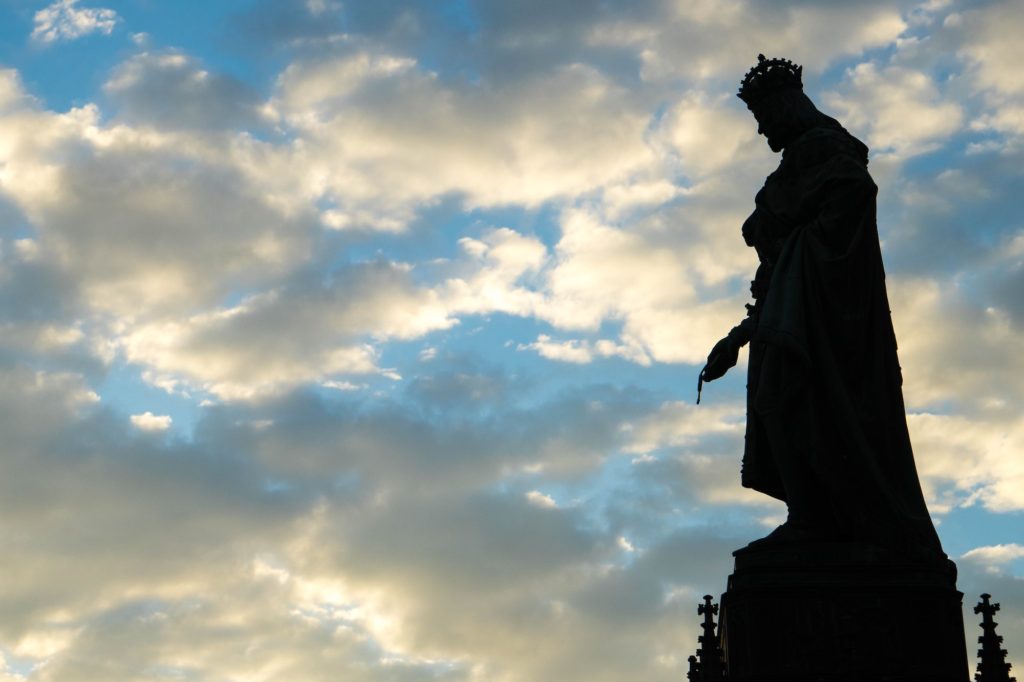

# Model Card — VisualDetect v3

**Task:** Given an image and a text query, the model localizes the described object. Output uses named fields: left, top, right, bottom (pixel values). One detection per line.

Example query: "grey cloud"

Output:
left=0, top=257, right=75, bottom=324
left=104, top=52, right=264, bottom=132
left=34, top=588, right=471, bottom=682
left=5, top=3, right=1022, bottom=679
left=0, top=358, right=745, bottom=680
left=0, top=367, right=304, bottom=639
left=195, top=370, right=654, bottom=490
left=228, top=0, right=345, bottom=47
left=32, top=141, right=314, bottom=315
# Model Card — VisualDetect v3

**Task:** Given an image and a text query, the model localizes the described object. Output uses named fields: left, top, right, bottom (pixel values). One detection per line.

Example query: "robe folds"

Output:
left=740, top=125, right=943, bottom=557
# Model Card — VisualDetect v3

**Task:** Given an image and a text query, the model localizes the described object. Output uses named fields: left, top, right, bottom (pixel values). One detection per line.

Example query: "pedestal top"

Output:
left=729, top=540, right=958, bottom=591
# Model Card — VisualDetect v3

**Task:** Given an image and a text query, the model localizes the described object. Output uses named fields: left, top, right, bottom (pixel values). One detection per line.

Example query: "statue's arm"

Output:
left=701, top=246, right=772, bottom=384
left=701, top=303, right=755, bottom=383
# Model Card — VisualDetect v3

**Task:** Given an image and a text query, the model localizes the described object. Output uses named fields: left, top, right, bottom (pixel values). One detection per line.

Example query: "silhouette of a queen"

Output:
left=701, top=55, right=943, bottom=559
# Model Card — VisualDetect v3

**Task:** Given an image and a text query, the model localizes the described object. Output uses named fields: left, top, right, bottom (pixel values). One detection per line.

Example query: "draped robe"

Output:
left=737, top=125, right=943, bottom=556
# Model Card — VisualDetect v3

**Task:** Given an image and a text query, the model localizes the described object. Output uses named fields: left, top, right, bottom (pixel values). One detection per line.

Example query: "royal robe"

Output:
left=738, top=124, right=943, bottom=557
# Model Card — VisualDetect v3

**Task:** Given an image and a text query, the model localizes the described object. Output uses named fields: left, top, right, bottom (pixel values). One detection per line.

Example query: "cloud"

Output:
left=0, top=357, right=752, bottom=680
left=595, top=1, right=912, bottom=85
left=268, top=50, right=659, bottom=227
left=31, top=0, right=119, bottom=45
left=825, top=63, right=963, bottom=159
left=3, top=2, right=1024, bottom=678
left=104, top=52, right=264, bottom=131
left=526, top=490, right=558, bottom=508
left=954, top=0, right=1024, bottom=138
left=119, top=261, right=454, bottom=400
left=535, top=207, right=747, bottom=364
left=0, top=84, right=316, bottom=318
left=518, top=334, right=652, bottom=366
left=129, top=411, right=172, bottom=431
left=663, top=92, right=760, bottom=179
left=962, top=543, right=1024, bottom=568
left=908, top=411, right=1024, bottom=514
left=891, top=276, right=1024, bottom=415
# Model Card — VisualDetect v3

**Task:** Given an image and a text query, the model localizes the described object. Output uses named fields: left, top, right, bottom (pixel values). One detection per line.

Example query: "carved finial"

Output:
left=692, top=595, right=726, bottom=680
left=737, top=54, right=803, bottom=108
left=975, top=594, right=1016, bottom=682
left=687, top=654, right=701, bottom=681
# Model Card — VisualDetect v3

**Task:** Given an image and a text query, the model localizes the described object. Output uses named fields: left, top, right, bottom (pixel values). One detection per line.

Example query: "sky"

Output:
left=0, top=0, right=1021, bottom=679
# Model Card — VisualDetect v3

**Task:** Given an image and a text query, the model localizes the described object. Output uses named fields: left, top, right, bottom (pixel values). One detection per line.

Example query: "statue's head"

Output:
left=738, top=55, right=821, bottom=152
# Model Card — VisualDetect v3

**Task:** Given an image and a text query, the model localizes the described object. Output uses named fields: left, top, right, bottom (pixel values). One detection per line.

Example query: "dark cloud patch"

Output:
left=104, top=52, right=264, bottom=132
left=0, top=251, right=76, bottom=323
left=226, top=0, right=346, bottom=48
left=194, top=369, right=655, bottom=490
left=990, top=260, right=1024, bottom=328
left=405, top=355, right=520, bottom=415
left=0, top=365, right=305, bottom=638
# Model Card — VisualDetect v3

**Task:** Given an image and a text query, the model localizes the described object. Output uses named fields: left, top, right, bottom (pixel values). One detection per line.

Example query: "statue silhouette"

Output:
left=699, top=55, right=972, bottom=682
left=699, top=55, right=943, bottom=559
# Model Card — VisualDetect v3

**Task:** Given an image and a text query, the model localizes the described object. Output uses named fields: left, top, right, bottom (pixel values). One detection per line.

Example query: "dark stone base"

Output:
left=720, top=542, right=969, bottom=682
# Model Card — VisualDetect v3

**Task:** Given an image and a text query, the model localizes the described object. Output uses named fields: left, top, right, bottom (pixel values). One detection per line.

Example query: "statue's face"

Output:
left=751, top=96, right=789, bottom=153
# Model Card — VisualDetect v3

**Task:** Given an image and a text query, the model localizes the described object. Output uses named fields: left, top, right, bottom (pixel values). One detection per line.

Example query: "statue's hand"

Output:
left=700, top=336, right=740, bottom=383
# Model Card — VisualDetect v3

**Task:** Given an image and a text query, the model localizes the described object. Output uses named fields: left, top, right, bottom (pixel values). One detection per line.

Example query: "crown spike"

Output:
left=738, top=54, right=803, bottom=108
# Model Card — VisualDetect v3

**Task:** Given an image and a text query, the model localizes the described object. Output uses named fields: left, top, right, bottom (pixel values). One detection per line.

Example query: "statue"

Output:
left=699, top=55, right=943, bottom=560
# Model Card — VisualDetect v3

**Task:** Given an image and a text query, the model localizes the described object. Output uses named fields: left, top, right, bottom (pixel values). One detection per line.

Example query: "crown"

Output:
left=737, top=54, right=803, bottom=107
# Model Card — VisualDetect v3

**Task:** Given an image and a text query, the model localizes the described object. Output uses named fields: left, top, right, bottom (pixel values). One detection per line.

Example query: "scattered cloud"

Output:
left=825, top=63, right=963, bottom=159
left=31, top=0, right=119, bottom=45
left=1, top=1, right=1023, bottom=678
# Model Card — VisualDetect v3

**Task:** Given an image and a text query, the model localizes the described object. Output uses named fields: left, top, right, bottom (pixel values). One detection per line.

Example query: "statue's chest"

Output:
left=758, top=162, right=813, bottom=225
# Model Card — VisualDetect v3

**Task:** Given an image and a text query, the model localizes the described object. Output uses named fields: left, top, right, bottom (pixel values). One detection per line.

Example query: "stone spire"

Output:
left=975, top=593, right=1016, bottom=682
left=689, top=594, right=726, bottom=680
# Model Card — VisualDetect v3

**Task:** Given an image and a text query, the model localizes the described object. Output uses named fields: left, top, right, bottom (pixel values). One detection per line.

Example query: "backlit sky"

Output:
left=0, top=0, right=1021, bottom=679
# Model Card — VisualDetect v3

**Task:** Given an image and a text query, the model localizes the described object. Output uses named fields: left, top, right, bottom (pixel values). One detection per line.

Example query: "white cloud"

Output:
left=536, top=208, right=746, bottom=364
left=621, top=400, right=742, bottom=455
left=663, top=92, right=759, bottom=178
left=0, top=87, right=314, bottom=317
left=956, top=0, right=1024, bottom=97
left=962, top=544, right=1024, bottom=567
left=825, top=63, right=963, bottom=158
left=526, top=490, right=558, bottom=508
left=269, top=52, right=658, bottom=228
left=129, top=411, right=172, bottom=431
left=519, top=335, right=594, bottom=364
left=321, top=379, right=365, bottom=391
left=955, top=0, right=1024, bottom=137
left=518, top=334, right=652, bottom=366
left=908, top=411, right=1024, bottom=514
left=892, top=277, right=1024, bottom=414
left=611, top=2, right=909, bottom=84
left=31, top=0, right=118, bottom=45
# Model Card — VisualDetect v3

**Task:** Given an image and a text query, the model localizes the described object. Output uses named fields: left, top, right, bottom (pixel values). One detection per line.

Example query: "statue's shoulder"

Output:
left=785, top=126, right=870, bottom=171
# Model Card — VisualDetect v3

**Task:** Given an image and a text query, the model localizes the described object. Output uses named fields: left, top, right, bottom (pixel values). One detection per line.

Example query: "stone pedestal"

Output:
left=719, top=542, right=969, bottom=682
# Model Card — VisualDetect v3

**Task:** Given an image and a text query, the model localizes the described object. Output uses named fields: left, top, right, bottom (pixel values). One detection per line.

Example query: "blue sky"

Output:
left=0, top=0, right=1022, bottom=679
